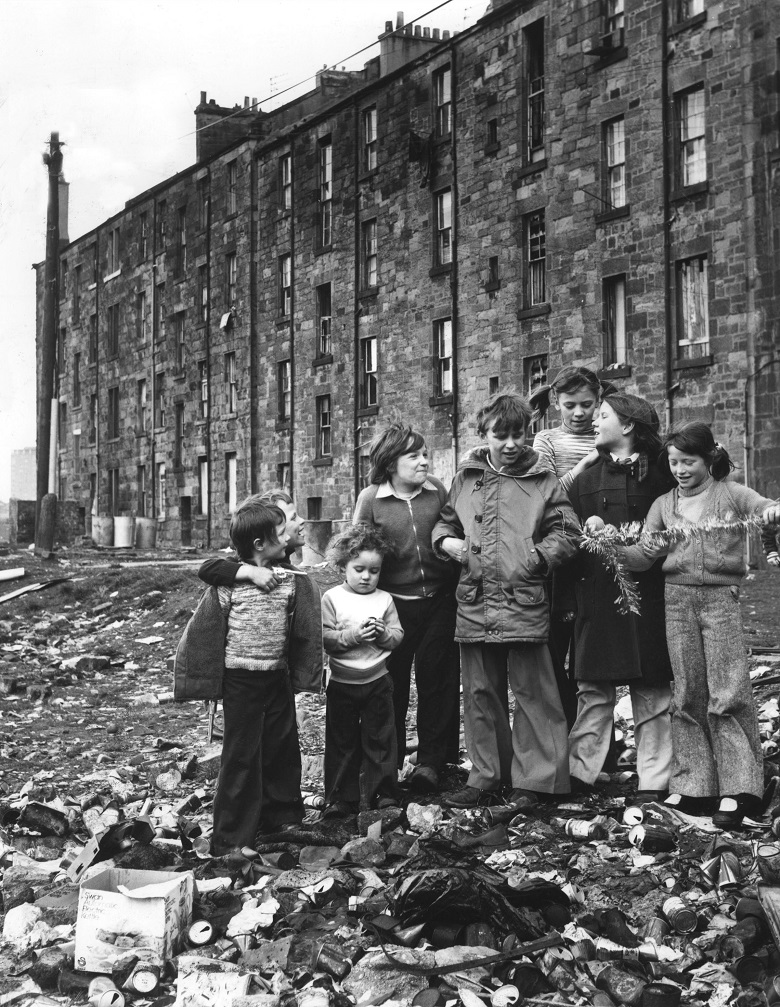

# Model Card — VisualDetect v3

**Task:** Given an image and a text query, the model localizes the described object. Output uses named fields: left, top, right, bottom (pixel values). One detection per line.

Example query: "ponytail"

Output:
left=662, top=422, right=735, bottom=481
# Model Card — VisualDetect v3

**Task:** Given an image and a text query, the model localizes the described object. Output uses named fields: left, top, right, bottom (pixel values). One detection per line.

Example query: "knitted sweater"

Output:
left=217, top=578, right=295, bottom=671
left=321, top=584, right=404, bottom=684
left=626, top=479, right=778, bottom=586
left=532, top=425, right=596, bottom=490
left=353, top=478, right=455, bottom=598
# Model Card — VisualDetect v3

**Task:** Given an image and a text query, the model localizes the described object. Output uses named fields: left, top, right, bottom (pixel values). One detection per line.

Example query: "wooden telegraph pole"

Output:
left=35, top=132, right=64, bottom=555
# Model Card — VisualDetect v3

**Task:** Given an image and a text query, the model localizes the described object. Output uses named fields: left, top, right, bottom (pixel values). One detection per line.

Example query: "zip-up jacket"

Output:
left=432, top=446, right=581, bottom=643
left=353, top=476, right=456, bottom=598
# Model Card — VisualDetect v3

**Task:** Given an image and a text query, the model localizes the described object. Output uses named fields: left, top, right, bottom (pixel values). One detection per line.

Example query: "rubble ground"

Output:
left=0, top=546, right=778, bottom=1007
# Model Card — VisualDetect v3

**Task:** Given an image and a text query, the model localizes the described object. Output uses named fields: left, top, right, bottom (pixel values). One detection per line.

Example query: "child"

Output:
left=211, top=498, right=317, bottom=855
left=566, top=393, right=675, bottom=802
left=532, top=365, right=612, bottom=725
left=628, top=422, right=780, bottom=828
left=321, top=525, right=404, bottom=816
left=433, top=390, right=581, bottom=808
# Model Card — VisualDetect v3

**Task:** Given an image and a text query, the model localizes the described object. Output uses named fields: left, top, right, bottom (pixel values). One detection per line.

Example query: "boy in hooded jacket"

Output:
left=433, top=391, right=581, bottom=808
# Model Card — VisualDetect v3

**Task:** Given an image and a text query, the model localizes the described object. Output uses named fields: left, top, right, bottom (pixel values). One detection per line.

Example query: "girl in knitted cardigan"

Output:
left=627, top=422, right=780, bottom=829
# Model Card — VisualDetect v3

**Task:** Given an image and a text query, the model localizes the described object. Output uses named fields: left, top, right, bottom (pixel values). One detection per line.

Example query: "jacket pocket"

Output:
left=513, top=583, right=546, bottom=607
left=456, top=576, right=482, bottom=605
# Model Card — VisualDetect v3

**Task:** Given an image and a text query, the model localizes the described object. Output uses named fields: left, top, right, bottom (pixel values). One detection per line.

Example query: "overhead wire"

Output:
left=185, top=0, right=460, bottom=139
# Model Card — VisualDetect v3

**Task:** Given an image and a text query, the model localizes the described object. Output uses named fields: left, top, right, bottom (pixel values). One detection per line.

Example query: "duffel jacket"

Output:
left=432, top=446, right=581, bottom=644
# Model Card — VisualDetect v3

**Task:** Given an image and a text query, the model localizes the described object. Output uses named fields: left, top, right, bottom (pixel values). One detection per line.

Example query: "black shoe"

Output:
left=506, top=787, right=539, bottom=807
left=442, top=785, right=500, bottom=809
left=321, top=800, right=359, bottom=819
left=407, top=764, right=440, bottom=793
left=570, top=775, right=595, bottom=795
left=635, top=790, right=668, bottom=803
left=711, top=794, right=763, bottom=830
left=664, top=793, right=718, bottom=816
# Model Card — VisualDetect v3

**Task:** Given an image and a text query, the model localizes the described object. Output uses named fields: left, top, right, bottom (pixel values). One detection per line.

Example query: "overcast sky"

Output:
left=0, top=0, right=481, bottom=500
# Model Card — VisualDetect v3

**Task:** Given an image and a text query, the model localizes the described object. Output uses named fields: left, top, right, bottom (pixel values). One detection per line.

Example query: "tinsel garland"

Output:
left=580, top=514, right=769, bottom=616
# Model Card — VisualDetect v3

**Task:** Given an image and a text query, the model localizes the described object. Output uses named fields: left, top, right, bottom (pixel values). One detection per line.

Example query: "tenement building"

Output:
left=37, top=0, right=780, bottom=548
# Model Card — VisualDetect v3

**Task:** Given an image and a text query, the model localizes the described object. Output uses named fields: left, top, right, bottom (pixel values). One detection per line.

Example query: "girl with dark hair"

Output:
left=353, top=423, right=460, bottom=794
left=567, top=393, right=675, bottom=802
left=533, top=365, right=607, bottom=726
left=627, top=421, right=780, bottom=828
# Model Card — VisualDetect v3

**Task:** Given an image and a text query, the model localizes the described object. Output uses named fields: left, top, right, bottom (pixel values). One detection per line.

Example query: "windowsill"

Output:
left=357, top=405, right=380, bottom=418
left=87, top=283, right=97, bottom=291
left=275, top=419, right=291, bottom=432
left=513, top=159, right=547, bottom=184
left=106, top=437, right=120, bottom=445
left=595, top=205, right=630, bottom=224
left=71, top=404, right=83, bottom=412
left=135, top=430, right=150, bottom=439
left=429, top=394, right=454, bottom=408
left=672, top=181, right=709, bottom=202
left=668, top=11, right=706, bottom=36
left=154, top=426, right=167, bottom=434
left=276, top=315, right=291, bottom=327
left=103, top=269, right=121, bottom=283
left=195, top=418, right=207, bottom=426
left=195, top=322, right=206, bottom=331
left=225, top=212, right=238, bottom=222
left=429, top=263, right=452, bottom=278
left=357, top=169, right=379, bottom=183
left=484, top=280, right=501, bottom=293
left=315, top=243, right=333, bottom=256
left=173, top=371, right=187, bottom=382
left=434, top=132, right=451, bottom=145
left=313, top=457, right=333, bottom=468
left=598, top=363, right=632, bottom=380
left=595, top=46, right=628, bottom=68
left=89, top=361, right=97, bottom=369
left=313, top=354, right=333, bottom=368
left=358, top=286, right=378, bottom=300
left=517, top=303, right=551, bottom=320
left=674, top=353, right=713, bottom=371
left=484, top=143, right=500, bottom=155
left=279, top=208, right=292, bottom=218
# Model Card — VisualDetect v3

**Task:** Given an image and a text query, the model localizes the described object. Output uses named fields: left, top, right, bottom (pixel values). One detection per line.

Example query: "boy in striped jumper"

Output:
left=211, top=498, right=304, bottom=855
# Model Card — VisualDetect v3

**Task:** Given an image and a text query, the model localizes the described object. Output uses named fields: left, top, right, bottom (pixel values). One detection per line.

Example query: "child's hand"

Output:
left=762, top=504, right=780, bottom=526
left=584, top=516, right=606, bottom=534
left=246, top=566, right=279, bottom=592
left=641, top=537, right=667, bottom=561
left=357, top=618, right=381, bottom=642
left=441, top=537, right=467, bottom=562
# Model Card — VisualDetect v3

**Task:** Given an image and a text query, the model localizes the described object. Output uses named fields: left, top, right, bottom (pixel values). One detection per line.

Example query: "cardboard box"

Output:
left=75, top=867, right=194, bottom=972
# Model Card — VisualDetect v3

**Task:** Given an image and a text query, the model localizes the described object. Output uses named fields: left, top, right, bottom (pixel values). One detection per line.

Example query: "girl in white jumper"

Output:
left=321, top=525, right=404, bottom=817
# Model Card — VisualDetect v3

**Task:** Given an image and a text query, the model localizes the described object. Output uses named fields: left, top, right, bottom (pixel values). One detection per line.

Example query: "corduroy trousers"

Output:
left=664, top=583, right=763, bottom=799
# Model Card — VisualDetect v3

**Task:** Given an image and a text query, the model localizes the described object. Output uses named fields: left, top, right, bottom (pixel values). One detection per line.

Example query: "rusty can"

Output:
left=641, top=916, right=671, bottom=942
left=125, top=962, right=160, bottom=995
left=729, top=956, right=766, bottom=985
left=662, top=896, right=698, bottom=934
left=641, top=981, right=682, bottom=1007
left=596, top=965, right=647, bottom=1007
left=555, top=817, right=607, bottom=840
left=629, top=824, right=677, bottom=853
left=758, top=844, right=780, bottom=883
left=88, top=977, right=125, bottom=1007
left=311, top=942, right=351, bottom=980
left=188, top=920, right=214, bottom=946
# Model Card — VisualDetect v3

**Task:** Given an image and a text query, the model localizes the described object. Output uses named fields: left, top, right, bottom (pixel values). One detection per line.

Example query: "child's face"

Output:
left=484, top=420, right=526, bottom=469
left=667, top=445, right=709, bottom=490
left=594, top=401, right=630, bottom=452
left=278, top=500, right=305, bottom=549
left=255, top=521, right=290, bottom=563
left=344, top=550, right=383, bottom=595
left=556, top=387, right=598, bottom=431
left=391, top=441, right=429, bottom=489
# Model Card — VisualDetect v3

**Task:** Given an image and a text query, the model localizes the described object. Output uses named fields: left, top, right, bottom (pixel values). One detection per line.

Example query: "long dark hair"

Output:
left=661, top=422, right=735, bottom=481
left=604, top=393, right=663, bottom=460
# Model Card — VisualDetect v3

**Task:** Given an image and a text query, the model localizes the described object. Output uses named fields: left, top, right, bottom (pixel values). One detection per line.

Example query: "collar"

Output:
left=610, top=452, right=639, bottom=463
left=376, top=479, right=437, bottom=500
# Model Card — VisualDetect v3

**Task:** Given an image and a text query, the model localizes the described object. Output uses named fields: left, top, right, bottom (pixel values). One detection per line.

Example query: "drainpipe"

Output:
left=660, top=0, right=675, bottom=429
left=204, top=168, right=213, bottom=540
left=450, top=43, right=460, bottom=466
left=289, top=135, right=296, bottom=491
left=353, top=103, right=362, bottom=504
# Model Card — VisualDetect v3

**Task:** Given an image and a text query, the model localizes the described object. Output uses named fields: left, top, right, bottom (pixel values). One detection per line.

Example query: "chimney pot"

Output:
left=414, top=24, right=421, bottom=35
left=396, top=11, right=404, bottom=28
left=423, top=26, right=430, bottom=38
left=443, top=29, right=450, bottom=40
left=385, top=19, right=393, bottom=31
left=433, top=28, right=440, bottom=40
left=200, top=90, right=207, bottom=104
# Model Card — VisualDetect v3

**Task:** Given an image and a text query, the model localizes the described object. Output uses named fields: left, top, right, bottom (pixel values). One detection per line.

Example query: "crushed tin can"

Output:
left=311, top=942, right=351, bottom=980
left=629, top=824, right=676, bottom=853
left=88, top=977, right=125, bottom=1007
left=641, top=981, right=682, bottom=1007
left=553, top=817, right=608, bottom=840
left=596, top=965, right=647, bottom=1006
left=641, top=917, right=671, bottom=942
left=662, top=896, right=698, bottom=934
left=123, top=962, right=160, bottom=995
